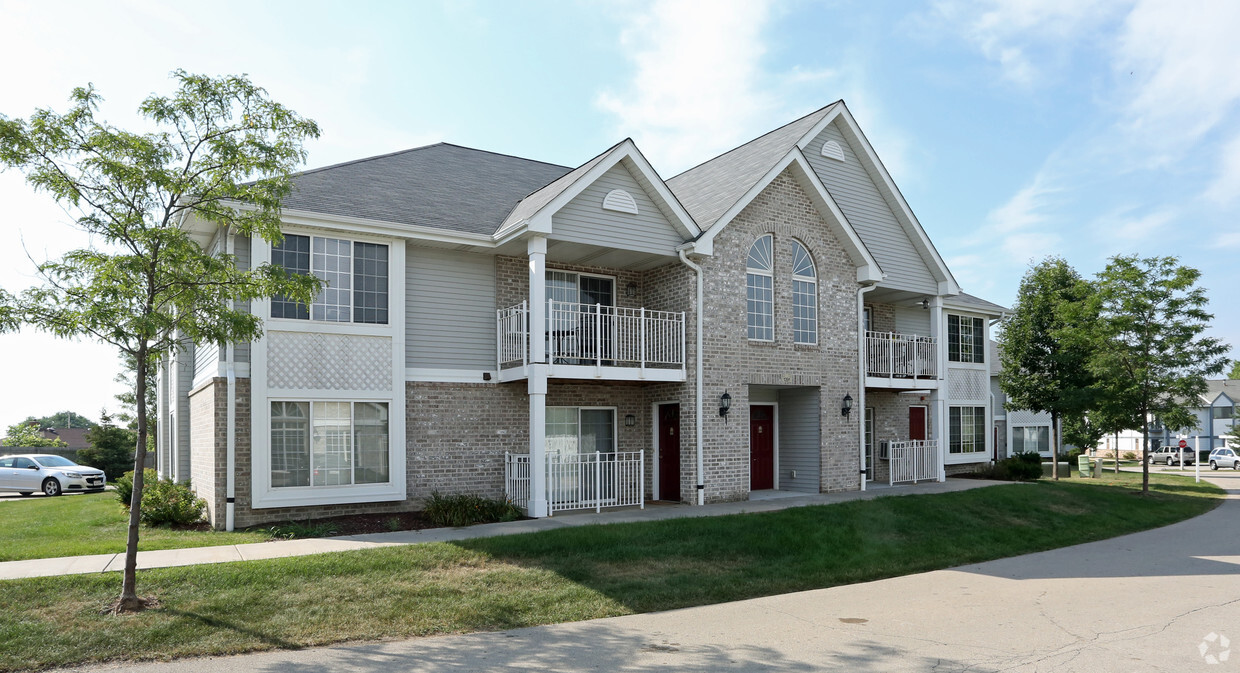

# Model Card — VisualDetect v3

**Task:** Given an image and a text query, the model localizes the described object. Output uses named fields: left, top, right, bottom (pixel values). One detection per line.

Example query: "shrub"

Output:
left=115, top=469, right=207, bottom=526
left=423, top=492, right=523, bottom=527
left=1123, top=451, right=1138, bottom=461
left=1066, top=448, right=1084, bottom=463
left=970, top=452, right=1043, bottom=482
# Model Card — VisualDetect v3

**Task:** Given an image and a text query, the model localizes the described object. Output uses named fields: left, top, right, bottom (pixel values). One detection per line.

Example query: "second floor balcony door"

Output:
left=547, top=271, right=614, bottom=365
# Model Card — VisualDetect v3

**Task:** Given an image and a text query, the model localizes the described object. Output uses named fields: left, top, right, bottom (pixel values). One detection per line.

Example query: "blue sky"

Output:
left=0, top=0, right=1237, bottom=426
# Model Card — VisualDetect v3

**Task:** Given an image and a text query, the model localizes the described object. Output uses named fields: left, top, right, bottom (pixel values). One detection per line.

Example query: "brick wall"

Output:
left=188, top=380, right=223, bottom=524
left=864, top=390, right=935, bottom=483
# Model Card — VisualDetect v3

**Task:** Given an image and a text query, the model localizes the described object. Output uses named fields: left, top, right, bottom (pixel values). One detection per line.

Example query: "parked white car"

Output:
left=0, top=454, right=106, bottom=496
left=1208, top=447, right=1240, bottom=471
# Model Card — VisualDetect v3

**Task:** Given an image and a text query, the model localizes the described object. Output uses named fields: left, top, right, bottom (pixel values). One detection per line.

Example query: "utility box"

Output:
left=1077, top=455, right=1094, bottom=478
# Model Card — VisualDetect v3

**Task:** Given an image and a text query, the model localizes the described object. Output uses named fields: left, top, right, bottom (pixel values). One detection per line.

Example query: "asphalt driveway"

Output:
left=52, top=471, right=1239, bottom=673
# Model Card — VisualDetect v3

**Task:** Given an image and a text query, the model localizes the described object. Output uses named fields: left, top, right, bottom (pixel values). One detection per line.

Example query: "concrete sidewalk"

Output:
left=0, top=478, right=1002, bottom=580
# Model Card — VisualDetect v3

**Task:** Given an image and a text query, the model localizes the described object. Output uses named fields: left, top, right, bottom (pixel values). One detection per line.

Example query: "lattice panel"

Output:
left=1009, top=409, right=1052, bottom=425
left=947, top=368, right=988, bottom=402
left=267, top=331, right=392, bottom=391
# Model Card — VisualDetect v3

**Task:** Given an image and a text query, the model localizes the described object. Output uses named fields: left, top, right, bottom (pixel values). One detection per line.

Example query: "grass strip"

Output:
left=0, top=473, right=1223, bottom=672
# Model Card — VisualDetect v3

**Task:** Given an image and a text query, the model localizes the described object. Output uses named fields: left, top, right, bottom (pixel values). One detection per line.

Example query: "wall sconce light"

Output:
left=719, top=391, right=732, bottom=422
left=841, top=393, right=853, bottom=418
left=920, top=298, right=930, bottom=310
left=625, top=282, right=639, bottom=298
left=624, top=414, right=636, bottom=427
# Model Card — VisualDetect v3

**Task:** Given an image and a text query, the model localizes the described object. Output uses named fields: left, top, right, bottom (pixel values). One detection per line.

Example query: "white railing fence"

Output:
left=865, top=331, right=937, bottom=379
left=505, top=450, right=645, bottom=515
left=888, top=439, right=940, bottom=485
left=498, top=301, right=685, bottom=371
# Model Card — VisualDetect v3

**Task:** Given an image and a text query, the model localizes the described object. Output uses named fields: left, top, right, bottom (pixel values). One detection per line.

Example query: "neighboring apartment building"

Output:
left=1099, top=379, right=1240, bottom=457
left=988, top=341, right=1055, bottom=460
left=157, top=101, right=1007, bottom=530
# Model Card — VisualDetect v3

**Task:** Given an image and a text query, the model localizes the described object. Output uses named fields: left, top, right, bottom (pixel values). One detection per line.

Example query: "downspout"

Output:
left=224, top=227, right=236, bottom=532
left=678, top=248, right=705, bottom=506
left=856, top=283, right=876, bottom=491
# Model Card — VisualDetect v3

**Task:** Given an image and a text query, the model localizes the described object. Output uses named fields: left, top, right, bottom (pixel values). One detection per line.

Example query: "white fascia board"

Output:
left=940, top=298, right=1006, bottom=319
left=527, top=139, right=701, bottom=242
left=690, top=150, right=883, bottom=283
left=804, top=104, right=961, bottom=296
left=225, top=200, right=495, bottom=249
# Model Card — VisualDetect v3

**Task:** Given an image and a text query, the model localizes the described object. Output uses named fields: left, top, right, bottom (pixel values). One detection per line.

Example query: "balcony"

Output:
left=865, top=331, right=939, bottom=388
left=497, top=301, right=686, bottom=382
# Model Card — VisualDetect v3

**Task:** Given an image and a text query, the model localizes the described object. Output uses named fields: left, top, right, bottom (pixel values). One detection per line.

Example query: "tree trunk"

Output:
left=1140, top=407, right=1150, bottom=495
left=115, top=344, right=150, bottom=613
left=1114, top=432, right=1119, bottom=475
left=1050, top=412, right=1059, bottom=481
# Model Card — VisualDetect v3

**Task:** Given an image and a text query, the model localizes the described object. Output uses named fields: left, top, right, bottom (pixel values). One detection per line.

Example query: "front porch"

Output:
left=505, top=450, right=646, bottom=515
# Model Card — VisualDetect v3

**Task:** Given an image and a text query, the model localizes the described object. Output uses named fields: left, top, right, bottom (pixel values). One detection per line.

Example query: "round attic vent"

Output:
left=820, top=140, right=846, bottom=162
left=602, top=189, right=639, bottom=215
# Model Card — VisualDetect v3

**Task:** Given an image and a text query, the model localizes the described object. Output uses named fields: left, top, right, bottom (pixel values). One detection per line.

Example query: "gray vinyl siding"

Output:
left=805, top=122, right=938, bottom=294
left=174, top=340, right=193, bottom=482
left=551, top=163, right=685, bottom=256
left=407, top=245, right=496, bottom=370
left=233, top=235, right=251, bottom=364
left=193, top=341, right=219, bottom=382
left=893, top=306, right=932, bottom=336
left=778, top=388, right=821, bottom=493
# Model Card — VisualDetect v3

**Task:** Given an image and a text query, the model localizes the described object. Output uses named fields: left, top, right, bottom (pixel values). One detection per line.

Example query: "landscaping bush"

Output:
left=969, top=452, right=1043, bottom=482
left=423, top=492, right=523, bottom=527
left=1066, top=448, right=1084, bottom=463
left=115, top=469, right=207, bottom=526
left=1123, top=451, right=1138, bottom=461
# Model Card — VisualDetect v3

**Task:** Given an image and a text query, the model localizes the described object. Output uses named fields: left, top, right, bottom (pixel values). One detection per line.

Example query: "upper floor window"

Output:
left=790, top=240, right=817, bottom=345
left=947, top=314, right=984, bottom=363
left=746, top=235, right=774, bottom=341
left=271, top=234, right=389, bottom=325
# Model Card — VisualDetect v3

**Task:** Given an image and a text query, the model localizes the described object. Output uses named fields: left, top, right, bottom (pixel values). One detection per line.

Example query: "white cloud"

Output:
left=986, top=173, right=1058, bottom=233
left=1203, top=132, right=1240, bottom=205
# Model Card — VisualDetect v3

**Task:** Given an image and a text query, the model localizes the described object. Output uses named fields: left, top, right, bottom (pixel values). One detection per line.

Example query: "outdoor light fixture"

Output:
left=625, top=282, right=639, bottom=298
left=921, top=298, right=930, bottom=310
left=842, top=393, right=853, bottom=418
left=624, top=414, right=636, bottom=427
left=719, top=391, right=732, bottom=421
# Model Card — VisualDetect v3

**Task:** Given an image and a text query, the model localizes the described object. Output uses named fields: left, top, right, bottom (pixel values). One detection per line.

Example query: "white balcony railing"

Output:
left=865, top=331, right=938, bottom=380
left=888, top=439, right=940, bottom=485
left=498, top=301, right=685, bottom=373
left=505, top=450, right=645, bottom=515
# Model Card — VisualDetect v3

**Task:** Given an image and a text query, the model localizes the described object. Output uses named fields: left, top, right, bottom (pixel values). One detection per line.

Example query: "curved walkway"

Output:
left=50, top=470, right=1240, bottom=673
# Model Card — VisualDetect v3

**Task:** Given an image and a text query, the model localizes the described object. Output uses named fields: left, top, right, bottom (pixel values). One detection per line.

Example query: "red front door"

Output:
left=909, top=406, right=927, bottom=441
left=658, top=404, right=681, bottom=502
left=750, top=405, right=774, bottom=490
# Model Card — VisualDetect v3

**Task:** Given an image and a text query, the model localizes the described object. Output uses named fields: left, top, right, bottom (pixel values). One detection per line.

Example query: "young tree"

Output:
left=1083, top=256, right=1229, bottom=494
left=26, top=410, right=97, bottom=429
left=0, top=71, right=320, bottom=612
left=78, top=411, right=137, bottom=480
left=2, top=422, right=67, bottom=447
left=999, top=257, right=1096, bottom=480
left=1228, top=360, right=1240, bottom=380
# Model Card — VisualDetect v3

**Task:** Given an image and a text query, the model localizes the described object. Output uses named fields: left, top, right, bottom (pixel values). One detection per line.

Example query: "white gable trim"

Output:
left=526, top=139, right=700, bottom=241
left=1210, top=392, right=1235, bottom=407
left=796, top=103, right=959, bottom=295
left=689, top=150, right=883, bottom=284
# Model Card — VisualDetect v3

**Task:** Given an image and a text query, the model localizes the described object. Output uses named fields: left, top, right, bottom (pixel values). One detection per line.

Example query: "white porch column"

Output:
left=930, top=297, right=947, bottom=482
left=527, top=236, right=550, bottom=517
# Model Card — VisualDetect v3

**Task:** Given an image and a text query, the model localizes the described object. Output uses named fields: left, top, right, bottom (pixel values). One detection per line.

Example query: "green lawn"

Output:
left=0, top=491, right=271, bottom=562
left=0, top=473, right=1222, bottom=672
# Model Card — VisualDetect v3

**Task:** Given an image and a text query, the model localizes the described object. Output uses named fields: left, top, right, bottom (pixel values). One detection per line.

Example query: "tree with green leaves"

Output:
left=0, top=71, right=320, bottom=613
left=24, top=410, right=97, bottom=430
left=1080, top=256, right=1228, bottom=494
left=78, top=411, right=137, bottom=480
left=2, top=422, right=67, bottom=448
left=1228, top=360, right=1240, bottom=380
left=1062, top=408, right=1126, bottom=474
left=999, top=257, right=1097, bottom=480
left=113, top=353, right=156, bottom=429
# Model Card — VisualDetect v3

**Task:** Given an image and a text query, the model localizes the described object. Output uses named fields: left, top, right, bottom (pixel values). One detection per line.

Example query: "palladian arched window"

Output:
left=791, top=240, right=817, bottom=344
left=746, top=235, right=774, bottom=340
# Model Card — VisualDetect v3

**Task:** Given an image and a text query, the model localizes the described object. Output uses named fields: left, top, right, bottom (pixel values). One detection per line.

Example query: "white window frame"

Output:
left=790, top=239, right=817, bottom=345
left=947, top=314, right=985, bottom=364
left=949, top=405, right=988, bottom=455
left=747, top=234, right=774, bottom=342
left=546, top=406, right=619, bottom=455
left=267, top=399, right=392, bottom=490
left=270, top=232, right=391, bottom=326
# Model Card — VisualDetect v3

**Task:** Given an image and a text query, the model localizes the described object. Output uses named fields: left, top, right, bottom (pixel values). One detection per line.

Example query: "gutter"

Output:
left=224, top=227, right=236, bottom=532
left=857, top=283, right=876, bottom=490
left=678, top=248, right=706, bottom=506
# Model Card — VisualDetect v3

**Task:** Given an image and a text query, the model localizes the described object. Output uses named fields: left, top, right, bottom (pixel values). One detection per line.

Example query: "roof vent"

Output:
left=602, top=189, right=639, bottom=215
left=821, top=140, right=846, bottom=162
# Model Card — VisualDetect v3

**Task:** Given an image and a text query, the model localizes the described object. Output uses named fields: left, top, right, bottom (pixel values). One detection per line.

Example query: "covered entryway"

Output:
left=657, top=403, right=681, bottom=501
left=750, top=405, right=775, bottom=490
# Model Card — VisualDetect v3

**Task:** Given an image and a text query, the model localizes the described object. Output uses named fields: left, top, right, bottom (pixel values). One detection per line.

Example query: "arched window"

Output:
left=791, top=240, right=817, bottom=344
left=746, top=235, right=774, bottom=340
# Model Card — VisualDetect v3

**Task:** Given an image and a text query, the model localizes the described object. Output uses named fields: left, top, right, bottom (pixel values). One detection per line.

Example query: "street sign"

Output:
left=1179, top=439, right=1188, bottom=448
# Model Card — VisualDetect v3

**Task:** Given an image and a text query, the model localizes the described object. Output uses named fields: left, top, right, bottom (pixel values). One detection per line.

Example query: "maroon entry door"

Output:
left=750, top=405, right=775, bottom=490
left=658, top=403, right=681, bottom=501
left=909, top=406, right=927, bottom=441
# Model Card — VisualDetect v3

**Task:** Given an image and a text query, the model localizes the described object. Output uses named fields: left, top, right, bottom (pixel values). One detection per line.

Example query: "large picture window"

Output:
left=949, top=406, right=987, bottom=454
left=270, top=401, right=389, bottom=488
left=790, top=240, right=817, bottom=345
left=947, top=314, right=985, bottom=363
left=271, top=234, right=388, bottom=324
left=746, top=235, right=774, bottom=341
left=1012, top=426, right=1050, bottom=454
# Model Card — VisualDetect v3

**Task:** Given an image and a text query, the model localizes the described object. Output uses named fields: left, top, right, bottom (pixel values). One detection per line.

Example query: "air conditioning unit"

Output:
left=879, top=440, right=890, bottom=460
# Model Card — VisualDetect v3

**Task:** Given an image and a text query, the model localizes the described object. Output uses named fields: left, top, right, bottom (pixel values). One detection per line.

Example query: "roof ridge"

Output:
left=668, top=101, right=842, bottom=181
left=292, top=142, right=572, bottom=179
left=494, top=138, right=630, bottom=233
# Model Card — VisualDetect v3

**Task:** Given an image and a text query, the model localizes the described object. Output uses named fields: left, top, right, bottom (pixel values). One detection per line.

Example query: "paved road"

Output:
left=59, top=471, right=1240, bottom=673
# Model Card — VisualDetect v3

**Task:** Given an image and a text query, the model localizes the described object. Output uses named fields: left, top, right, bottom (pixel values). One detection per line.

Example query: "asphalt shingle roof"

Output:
left=280, top=143, right=572, bottom=235
left=498, top=141, right=624, bottom=231
left=666, top=103, right=839, bottom=230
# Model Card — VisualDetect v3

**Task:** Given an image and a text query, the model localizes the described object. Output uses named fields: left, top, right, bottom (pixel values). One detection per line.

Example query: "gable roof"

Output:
left=944, top=292, right=1009, bottom=316
left=497, top=141, right=622, bottom=235
left=1203, top=380, right=1240, bottom=407
left=666, top=103, right=839, bottom=229
left=279, top=143, right=572, bottom=235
